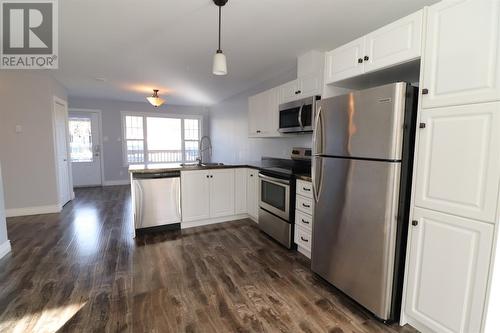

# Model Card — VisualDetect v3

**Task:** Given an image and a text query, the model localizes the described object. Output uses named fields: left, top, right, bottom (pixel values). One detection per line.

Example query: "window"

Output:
left=69, top=118, right=93, bottom=162
left=122, top=113, right=201, bottom=165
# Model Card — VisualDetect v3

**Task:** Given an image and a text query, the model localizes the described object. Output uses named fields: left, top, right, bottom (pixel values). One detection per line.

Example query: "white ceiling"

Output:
left=54, top=0, right=439, bottom=106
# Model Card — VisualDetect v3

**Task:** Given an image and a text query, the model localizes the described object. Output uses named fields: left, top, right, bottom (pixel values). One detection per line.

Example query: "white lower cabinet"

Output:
left=246, top=168, right=259, bottom=221
left=181, top=169, right=235, bottom=222
left=404, top=207, right=494, bottom=333
left=294, top=180, right=314, bottom=258
left=181, top=170, right=211, bottom=222
left=209, top=169, right=235, bottom=218
left=181, top=168, right=259, bottom=225
left=235, top=169, right=247, bottom=215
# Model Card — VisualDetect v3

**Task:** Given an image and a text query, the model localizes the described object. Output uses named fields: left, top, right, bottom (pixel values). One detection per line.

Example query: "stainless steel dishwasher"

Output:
left=132, top=171, right=181, bottom=232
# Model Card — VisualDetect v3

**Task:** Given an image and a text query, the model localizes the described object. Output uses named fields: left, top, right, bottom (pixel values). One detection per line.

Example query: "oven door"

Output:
left=278, top=97, right=316, bottom=133
left=259, top=173, right=290, bottom=221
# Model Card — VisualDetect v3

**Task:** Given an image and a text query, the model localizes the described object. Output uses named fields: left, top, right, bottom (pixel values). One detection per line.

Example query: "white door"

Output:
left=324, top=36, right=365, bottom=84
left=364, top=10, right=422, bottom=73
left=54, top=99, right=72, bottom=206
left=421, top=0, right=500, bottom=108
left=209, top=169, right=235, bottom=218
left=405, top=207, right=494, bottom=333
left=69, top=112, right=102, bottom=187
left=235, top=169, right=247, bottom=214
left=181, top=171, right=210, bottom=222
left=414, top=102, right=500, bottom=223
left=246, top=169, right=259, bottom=220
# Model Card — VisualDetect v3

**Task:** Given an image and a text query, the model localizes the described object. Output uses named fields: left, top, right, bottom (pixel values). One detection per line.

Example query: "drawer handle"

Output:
left=302, top=187, right=311, bottom=192
left=302, top=203, right=311, bottom=208
left=301, top=219, right=310, bottom=224
left=300, top=236, right=309, bottom=243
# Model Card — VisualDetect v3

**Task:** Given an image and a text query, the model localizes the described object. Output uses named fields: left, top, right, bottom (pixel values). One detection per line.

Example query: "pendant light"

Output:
left=146, top=89, right=165, bottom=107
left=212, top=0, right=228, bottom=76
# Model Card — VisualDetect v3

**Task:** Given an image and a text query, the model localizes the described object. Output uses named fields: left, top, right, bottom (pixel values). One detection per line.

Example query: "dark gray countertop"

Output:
left=129, top=162, right=263, bottom=174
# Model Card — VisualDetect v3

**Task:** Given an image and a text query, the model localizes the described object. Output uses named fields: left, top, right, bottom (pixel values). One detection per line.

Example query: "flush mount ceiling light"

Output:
left=146, top=89, right=165, bottom=107
left=212, top=0, right=228, bottom=76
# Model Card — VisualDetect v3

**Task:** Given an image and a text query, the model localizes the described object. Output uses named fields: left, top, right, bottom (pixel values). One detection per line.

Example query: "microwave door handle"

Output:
left=298, top=104, right=304, bottom=129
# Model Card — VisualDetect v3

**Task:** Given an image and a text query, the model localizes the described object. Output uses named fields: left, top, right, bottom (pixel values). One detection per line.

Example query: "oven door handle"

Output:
left=298, top=104, right=304, bottom=129
left=258, top=173, right=290, bottom=185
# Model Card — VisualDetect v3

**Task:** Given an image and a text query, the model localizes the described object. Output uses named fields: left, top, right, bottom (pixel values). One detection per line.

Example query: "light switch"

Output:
left=15, top=125, right=22, bottom=133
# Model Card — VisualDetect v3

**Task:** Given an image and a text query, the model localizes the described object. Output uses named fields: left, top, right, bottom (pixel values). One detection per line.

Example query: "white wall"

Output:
left=0, top=71, right=67, bottom=213
left=68, top=97, right=209, bottom=183
left=0, top=163, right=10, bottom=259
left=209, top=68, right=315, bottom=163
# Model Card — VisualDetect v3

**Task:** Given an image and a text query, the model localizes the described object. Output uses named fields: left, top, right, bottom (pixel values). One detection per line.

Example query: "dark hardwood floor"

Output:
left=0, top=186, right=418, bottom=333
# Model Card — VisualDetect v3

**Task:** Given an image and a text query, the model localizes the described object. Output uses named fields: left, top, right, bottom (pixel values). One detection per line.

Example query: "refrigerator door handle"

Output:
left=313, top=106, right=323, bottom=154
left=313, top=156, right=323, bottom=202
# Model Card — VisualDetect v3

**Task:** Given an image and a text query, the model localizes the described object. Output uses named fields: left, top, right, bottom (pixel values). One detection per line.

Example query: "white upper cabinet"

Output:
left=248, top=87, right=280, bottom=138
left=280, top=51, right=325, bottom=104
left=325, top=9, right=423, bottom=84
left=364, top=10, right=423, bottom=73
left=325, top=37, right=366, bottom=83
left=279, top=80, right=299, bottom=104
left=405, top=208, right=494, bottom=333
left=421, top=0, right=500, bottom=108
left=414, top=102, right=500, bottom=223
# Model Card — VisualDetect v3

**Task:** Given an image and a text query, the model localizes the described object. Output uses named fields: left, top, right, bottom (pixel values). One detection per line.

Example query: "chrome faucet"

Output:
left=198, top=136, right=212, bottom=165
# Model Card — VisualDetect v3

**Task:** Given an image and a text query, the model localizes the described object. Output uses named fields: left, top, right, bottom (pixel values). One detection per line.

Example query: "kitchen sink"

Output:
left=180, top=162, right=225, bottom=168
left=201, top=163, right=225, bottom=167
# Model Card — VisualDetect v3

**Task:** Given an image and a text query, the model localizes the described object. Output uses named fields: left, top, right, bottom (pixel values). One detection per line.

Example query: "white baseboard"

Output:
left=297, top=245, right=311, bottom=259
left=181, top=214, right=249, bottom=229
left=0, top=240, right=11, bottom=259
left=5, top=204, right=61, bottom=218
left=103, top=180, right=130, bottom=186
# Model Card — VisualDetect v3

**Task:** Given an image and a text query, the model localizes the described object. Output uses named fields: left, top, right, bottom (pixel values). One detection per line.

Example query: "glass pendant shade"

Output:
left=213, top=50, right=227, bottom=76
left=146, top=89, right=165, bottom=107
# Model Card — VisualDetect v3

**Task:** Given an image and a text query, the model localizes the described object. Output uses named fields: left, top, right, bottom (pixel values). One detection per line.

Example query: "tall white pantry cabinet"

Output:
left=401, top=1, right=500, bottom=333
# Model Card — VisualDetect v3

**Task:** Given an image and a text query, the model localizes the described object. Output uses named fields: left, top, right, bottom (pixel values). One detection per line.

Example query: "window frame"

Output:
left=121, top=111, right=203, bottom=166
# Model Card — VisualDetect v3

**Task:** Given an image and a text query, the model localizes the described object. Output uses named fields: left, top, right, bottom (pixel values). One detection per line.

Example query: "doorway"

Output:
left=68, top=110, right=103, bottom=187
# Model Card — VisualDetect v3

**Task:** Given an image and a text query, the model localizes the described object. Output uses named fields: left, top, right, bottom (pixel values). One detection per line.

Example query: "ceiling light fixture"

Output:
left=147, top=89, right=165, bottom=107
left=212, top=0, right=228, bottom=76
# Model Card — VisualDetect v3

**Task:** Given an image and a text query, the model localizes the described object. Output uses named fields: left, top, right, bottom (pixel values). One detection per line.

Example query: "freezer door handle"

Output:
left=313, top=106, right=323, bottom=154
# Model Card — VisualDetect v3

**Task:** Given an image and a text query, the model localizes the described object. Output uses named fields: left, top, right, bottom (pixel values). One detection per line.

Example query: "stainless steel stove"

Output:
left=258, top=148, right=311, bottom=248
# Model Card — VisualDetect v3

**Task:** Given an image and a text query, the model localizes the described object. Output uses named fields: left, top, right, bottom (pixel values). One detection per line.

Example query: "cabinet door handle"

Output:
left=358, top=58, right=363, bottom=64
left=419, top=123, right=426, bottom=129
left=250, top=174, right=253, bottom=177
left=300, top=236, right=309, bottom=242
left=256, top=130, right=261, bottom=133
left=301, top=219, right=310, bottom=224
left=206, top=175, right=210, bottom=178
left=364, top=55, right=369, bottom=61
left=412, top=220, right=419, bottom=226
left=210, top=175, right=213, bottom=178
left=422, top=88, right=429, bottom=95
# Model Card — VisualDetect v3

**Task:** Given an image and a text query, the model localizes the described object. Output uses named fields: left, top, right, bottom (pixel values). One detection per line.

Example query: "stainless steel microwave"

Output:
left=278, top=95, right=320, bottom=133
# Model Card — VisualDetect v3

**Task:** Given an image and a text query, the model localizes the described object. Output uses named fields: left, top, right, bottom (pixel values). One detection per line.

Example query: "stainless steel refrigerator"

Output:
left=311, top=82, right=418, bottom=322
